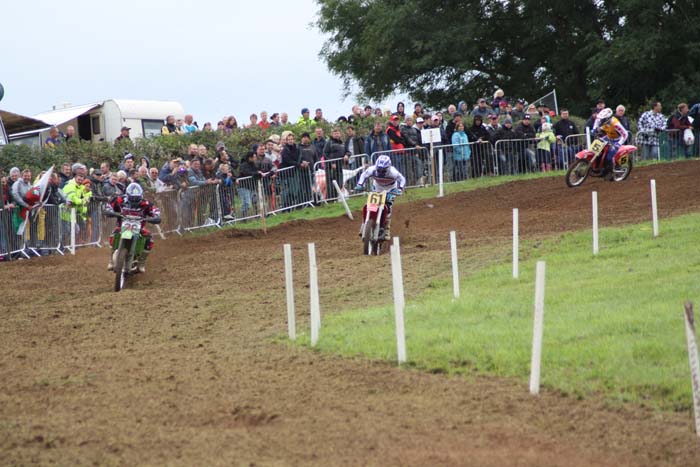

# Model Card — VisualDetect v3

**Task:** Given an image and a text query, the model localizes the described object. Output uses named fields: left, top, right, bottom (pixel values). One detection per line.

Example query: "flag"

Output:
left=16, top=166, right=53, bottom=236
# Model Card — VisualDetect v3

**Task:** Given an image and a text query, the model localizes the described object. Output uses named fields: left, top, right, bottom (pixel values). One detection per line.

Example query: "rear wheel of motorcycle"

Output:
left=565, top=159, right=591, bottom=187
left=113, top=248, right=127, bottom=292
left=612, top=154, right=633, bottom=182
left=362, top=220, right=375, bottom=255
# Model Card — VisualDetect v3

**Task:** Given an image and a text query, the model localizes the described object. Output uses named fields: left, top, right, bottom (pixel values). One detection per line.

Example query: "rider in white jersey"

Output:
left=355, top=155, right=406, bottom=239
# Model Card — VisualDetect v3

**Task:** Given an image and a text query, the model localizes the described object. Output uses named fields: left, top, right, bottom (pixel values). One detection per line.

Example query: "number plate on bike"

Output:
left=121, top=220, right=141, bottom=239
left=367, top=192, right=386, bottom=213
left=590, top=139, right=606, bottom=157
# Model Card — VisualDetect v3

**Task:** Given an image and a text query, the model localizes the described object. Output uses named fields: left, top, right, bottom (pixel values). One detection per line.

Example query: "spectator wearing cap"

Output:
left=430, top=114, right=447, bottom=142
left=514, top=114, right=537, bottom=172
left=492, top=117, right=518, bottom=175
left=118, top=153, right=135, bottom=172
left=115, top=126, right=131, bottom=143
left=296, top=108, right=314, bottom=132
left=471, top=98, right=492, bottom=120
left=387, top=114, right=407, bottom=150
left=270, top=113, right=281, bottom=127
left=485, top=114, right=501, bottom=139
left=511, top=99, right=527, bottom=122
left=258, top=111, right=270, bottom=130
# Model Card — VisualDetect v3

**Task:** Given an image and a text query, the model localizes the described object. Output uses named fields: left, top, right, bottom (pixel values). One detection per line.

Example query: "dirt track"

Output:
left=3, top=161, right=700, bottom=466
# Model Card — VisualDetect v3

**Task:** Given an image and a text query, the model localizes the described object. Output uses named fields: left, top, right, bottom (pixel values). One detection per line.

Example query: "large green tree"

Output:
left=316, top=0, right=700, bottom=115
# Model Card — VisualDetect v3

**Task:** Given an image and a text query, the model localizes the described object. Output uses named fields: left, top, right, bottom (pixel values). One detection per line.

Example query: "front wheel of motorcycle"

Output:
left=565, top=159, right=591, bottom=187
left=612, top=154, right=633, bottom=182
left=362, top=219, right=375, bottom=255
left=113, top=248, right=128, bottom=292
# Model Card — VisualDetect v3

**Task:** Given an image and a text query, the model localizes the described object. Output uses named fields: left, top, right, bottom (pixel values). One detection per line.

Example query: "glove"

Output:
left=354, top=184, right=364, bottom=192
left=390, top=188, right=403, bottom=196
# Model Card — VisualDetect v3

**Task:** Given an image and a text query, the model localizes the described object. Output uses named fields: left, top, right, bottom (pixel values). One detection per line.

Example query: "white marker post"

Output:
left=585, top=126, right=592, bottom=150
left=529, top=261, right=546, bottom=395
left=684, top=302, right=700, bottom=438
left=283, top=244, right=296, bottom=340
left=651, top=179, right=659, bottom=238
left=70, top=207, right=77, bottom=256
left=438, top=149, right=445, bottom=198
left=450, top=231, right=459, bottom=299
left=308, top=243, right=320, bottom=346
left=332, top=179, right=353, bottom=220
left=592, top=191, right=599, bottom=255
left=391, top=237, right=407, bottom=364
left=257, top=180, right=267, bottom=234
left=513, top=208, right=519, bottom=279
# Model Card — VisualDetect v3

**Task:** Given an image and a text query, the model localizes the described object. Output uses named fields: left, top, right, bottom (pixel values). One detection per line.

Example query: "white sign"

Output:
left=421, top=128, right=441, bottom=144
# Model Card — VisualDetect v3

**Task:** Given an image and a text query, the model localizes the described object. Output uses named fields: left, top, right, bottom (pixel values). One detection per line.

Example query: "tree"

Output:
left=316, top=0, right=700, bottom=116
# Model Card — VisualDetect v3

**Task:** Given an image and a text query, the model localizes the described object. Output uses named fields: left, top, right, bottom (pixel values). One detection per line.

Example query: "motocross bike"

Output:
left=111, top=214, right=156, bottom=292
left=565, top=138, right=636, bottom=187
left=360, top=189, right=399, bottom=256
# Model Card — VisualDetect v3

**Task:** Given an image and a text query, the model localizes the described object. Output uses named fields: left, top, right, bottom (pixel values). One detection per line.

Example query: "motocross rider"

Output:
left=104, top=182, right=160, bottom=273
left=354, top=154, right=406, bottom=240
left=592, top=107, right=629, bottom=176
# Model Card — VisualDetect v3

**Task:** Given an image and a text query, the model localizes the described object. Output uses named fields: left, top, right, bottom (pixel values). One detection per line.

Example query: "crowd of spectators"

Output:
left=2, top=89, right=700, bottom=260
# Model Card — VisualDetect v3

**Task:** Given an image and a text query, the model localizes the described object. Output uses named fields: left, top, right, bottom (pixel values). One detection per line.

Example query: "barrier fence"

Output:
left=0, top=133, right=687, bottom=263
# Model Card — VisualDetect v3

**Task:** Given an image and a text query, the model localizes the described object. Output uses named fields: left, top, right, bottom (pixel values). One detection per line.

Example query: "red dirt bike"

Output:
left=565, top=138, right=636, bottom=187
left=360, top=189, right=399, bottom=256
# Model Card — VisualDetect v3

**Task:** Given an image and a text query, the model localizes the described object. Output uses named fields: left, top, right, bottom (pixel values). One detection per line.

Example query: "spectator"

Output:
left=314, top=108, right=325, bottom=123
left=365, top=122, right=391, bottom=155
left=637, top=101, right=666, bottom=160
left=552, top=109, right=579, bottom=140
left=146, top=167, right=160, bottom=192
left=430, top=115, right=447, bottom=142
left=267, top=135, right=283, bottom=168
left=668, top=102, right=694, bottom=158
left=491, top=89, right=506, bottom=110
left=118, top=153, right=135, bottom=172
left=447, top=104, right=457, bottom=116
left=65, top=125, right=77, bottom=142
left=451, top=121, right=471, bottom=181
left=198, top=145, right=209, bottom=166
left=468, top=115, right=491, bottom=177
left=100, top=162, right=112, bottom=179
left=323, top=127, right=345, bottom=161
left=458, top=100, right=469, bottom=115
left=187, top=159, right=216, bottom=187
left=89, top=168, right=107, bottom=201
left=374, top=107, right=383, bottom=117
left=412, top=103, right=423, bottom=121
left=202, top=122, right=213, bottom=131
left=11, top=169, right=33, bottom=212
left=344, top=125, right=364, bottom=162
left=485, top=114, right=500, bottom=139
left=175, top=118, right=185, bottom=133
left=299, top=132, right=319, bottom=166
left=313, top=127, right=326, bottom=159
left=183, top=114, right=198, bottom=133
left=296, top=108, right=314, bottom=132
left=515, top=114, right=536, bottom=139
left=363, top=105, right=373, bottom=118
left=511, top=99, right=526, bottom=122
left=103, top=172, right=125, bottom=199
left=202, top=159, right=220, bottom=184
left=44, top=127, right=63, bottom=148
left=58, top=163, right=72, bottom=188
left=396, top=102, right=406, bottom=119
left=217, top=163, right=235, bottom=220
left=216, top=121, right=225, bottom=132
left=61, top=164, right=92, bottom=230
left=552, top=109, right=580, bottom=167
left=258, top=111, right=270, bottom=130
left=115, top=126, right=131, bottom=143
left=270, top=113, right=281, bottom=127
left=471, top=98, right=492, bottom=120
left=215, top=141, right=239, bottom=176
left=162, top=115, right=182, bottom=135
left=492, top=117, right=518, bottom=175
left=536, top=122, right=556, bottom=171
left=237, top=152, right=259, bottom=216
left=280, top=133, right=308, bottom=206
left=247, top=113, right=258, bottom=128
left=280, top=112, right=289, bottom=125
left=400, top=116, right=420, bottom=149
left=614, top=105, right=631, bottom=143
left=184, top=143, right=200, bottom=163
left=44, top=172, right=66, bottom=205
left=445, top=112, right=463, bottom=143
left=224, top=116, right=238, bottom=134
left=386, top=114, right=407, bottom=150
left=254, top=144, right=274, bottom=173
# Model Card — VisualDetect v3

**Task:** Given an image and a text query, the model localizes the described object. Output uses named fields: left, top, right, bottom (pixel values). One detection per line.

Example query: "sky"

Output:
left=1, top=0, right=402, bottom=125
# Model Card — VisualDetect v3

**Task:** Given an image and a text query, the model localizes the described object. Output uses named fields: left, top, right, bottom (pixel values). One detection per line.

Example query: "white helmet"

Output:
left=597, top=107, right=613, bottom=125
left=125, top=182, right=143, bottom=207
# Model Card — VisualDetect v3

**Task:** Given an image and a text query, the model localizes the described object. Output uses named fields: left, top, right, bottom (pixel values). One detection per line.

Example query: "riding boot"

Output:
left=107, top=250, right=117, bottom=271
left=138, top=250, right=150, bottom=273
left=383, top=216, right=392, bottom=241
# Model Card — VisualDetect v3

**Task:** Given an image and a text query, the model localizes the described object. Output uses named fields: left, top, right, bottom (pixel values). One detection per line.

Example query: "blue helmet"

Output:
left=376, top=155, right=391, bottom=176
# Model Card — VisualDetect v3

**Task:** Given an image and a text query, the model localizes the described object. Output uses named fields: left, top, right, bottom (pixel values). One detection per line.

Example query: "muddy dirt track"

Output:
left=3, top=161, right=700, bottom=466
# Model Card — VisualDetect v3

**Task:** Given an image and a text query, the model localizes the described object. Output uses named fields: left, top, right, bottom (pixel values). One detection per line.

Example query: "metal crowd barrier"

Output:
left=370, top=148, right=433, bottom=188
left=267, top=166, right=315, bottom=214
left=180, top=184, right=222, bottom=232
left=151, top=189, right=182, bottom=235
left=635, top=129, right=698, bottom=161
left=430, top=142, right=478, bottom=183
left=70, top=199, right=103, bottom=249
left=491, top=138, right=540, bottom=175
left=230, top=176, right=263, bottom=222
left=313, top=154, right=368, bottom=202
left=0, top=208, right=31, bottom=259
left=26, top=204, right=63, bottom=255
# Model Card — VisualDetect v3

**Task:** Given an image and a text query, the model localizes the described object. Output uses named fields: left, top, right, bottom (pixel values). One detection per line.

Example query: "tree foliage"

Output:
left=316, top=0, right=700, bottom=115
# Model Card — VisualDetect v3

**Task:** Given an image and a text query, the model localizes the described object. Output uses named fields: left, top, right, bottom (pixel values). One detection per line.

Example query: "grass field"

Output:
left=299, top=212, right=700, bottom=412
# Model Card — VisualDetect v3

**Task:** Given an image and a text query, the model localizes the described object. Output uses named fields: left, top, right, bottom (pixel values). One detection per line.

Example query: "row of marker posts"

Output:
left=282, top=178, right=672, bottom=401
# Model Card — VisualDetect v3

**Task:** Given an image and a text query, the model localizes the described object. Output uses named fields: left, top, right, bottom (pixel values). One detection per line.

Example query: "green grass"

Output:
left=301, top=213, right=700, bottom=411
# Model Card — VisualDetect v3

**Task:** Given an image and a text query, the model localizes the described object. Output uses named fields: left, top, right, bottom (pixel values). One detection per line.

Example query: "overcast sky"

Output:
left=1, top=0, right=401, bottom=125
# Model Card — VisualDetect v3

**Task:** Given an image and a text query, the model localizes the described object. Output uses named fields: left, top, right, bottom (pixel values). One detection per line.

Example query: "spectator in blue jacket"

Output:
left=451, top=121, right=471, bottom=181
left=364, top=122, right=391, bottom=155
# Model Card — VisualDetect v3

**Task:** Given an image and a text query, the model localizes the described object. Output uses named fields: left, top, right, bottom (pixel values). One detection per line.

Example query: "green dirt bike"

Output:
left=112, top=214, right=158, bottom=292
